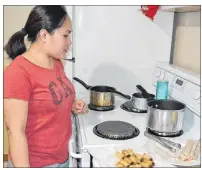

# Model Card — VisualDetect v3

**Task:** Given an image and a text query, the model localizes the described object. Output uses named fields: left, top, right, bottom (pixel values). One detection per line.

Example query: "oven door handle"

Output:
left=69, top=138, right=82, bottom=159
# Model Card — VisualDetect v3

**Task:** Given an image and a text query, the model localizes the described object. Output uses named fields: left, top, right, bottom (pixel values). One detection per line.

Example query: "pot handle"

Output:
left=136, top=85, right=151, bottom=98
left=73, top=77, right=91, bottom=90
left=111, top=89, right=131, bottom=100
left=147, top=98, right=155, bottom=102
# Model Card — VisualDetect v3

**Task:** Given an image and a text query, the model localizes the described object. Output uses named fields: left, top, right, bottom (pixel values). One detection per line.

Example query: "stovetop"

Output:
left=77, top=98, right=200, bottom=149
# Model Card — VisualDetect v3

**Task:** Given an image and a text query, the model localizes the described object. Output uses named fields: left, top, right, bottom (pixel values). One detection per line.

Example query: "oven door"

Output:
left=69, top=137, right=92, bottom=168
left=71, top=115, right=92, bottom=167
left=68, top=137, right=81, bottom=167
left=69, top=115, right=80, bottom=168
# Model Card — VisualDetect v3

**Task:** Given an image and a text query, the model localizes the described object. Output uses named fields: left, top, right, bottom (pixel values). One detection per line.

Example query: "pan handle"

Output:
left=111, top=89, right=131, bottom=100
left=73, top=77, right=91, bottom=90
left=136, top=85, right=151, bottom=98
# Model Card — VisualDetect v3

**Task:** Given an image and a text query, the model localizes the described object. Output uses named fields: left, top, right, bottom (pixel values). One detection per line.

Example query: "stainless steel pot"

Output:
left=90, top=86, right=115, bottom=106
left=73, top=77, right=131, bottom=107
left=132, top=93, right=155, bottom=110
left=147, top=100, right=186, bottom=134
left=132, top=85, right=155, bottom=111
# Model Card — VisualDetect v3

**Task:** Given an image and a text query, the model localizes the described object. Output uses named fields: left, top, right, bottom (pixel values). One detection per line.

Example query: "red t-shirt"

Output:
left=4, top=56, right=75, bottom=167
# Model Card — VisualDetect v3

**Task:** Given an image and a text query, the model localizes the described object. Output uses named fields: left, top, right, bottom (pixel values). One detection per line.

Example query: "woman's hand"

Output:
left=72, top=99, right=88, bottom=114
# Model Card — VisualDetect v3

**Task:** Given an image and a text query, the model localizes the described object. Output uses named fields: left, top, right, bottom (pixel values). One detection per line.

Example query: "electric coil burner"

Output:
left=120, top=101, right=147, bottom=113
left=88, top=104, right=115, bottom=111
left=93, top=121, right=140, bottom=140
left=146, top=128, right=184, bottom=137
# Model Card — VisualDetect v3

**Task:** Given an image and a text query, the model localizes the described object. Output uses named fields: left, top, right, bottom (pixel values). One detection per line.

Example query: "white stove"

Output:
left=69, top=63, right=200, bottom=168
left=78, top=99, right=148, bottom=147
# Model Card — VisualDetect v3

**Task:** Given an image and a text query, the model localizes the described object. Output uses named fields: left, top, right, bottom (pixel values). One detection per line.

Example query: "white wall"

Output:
left=73, top=6, right=174, bottom=98
left=3, top=6, right=33, bottom=68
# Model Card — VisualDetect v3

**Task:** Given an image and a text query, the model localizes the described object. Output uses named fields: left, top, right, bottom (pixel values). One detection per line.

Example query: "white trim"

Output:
left=157, top=62, right=200, bottom=86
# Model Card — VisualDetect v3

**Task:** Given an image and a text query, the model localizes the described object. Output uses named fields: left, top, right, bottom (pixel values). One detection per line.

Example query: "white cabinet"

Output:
left=160, top=5, right=200, bottom=12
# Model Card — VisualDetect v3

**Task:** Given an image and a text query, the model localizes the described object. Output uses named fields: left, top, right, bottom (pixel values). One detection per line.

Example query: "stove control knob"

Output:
left=193, top=90, right=200, bottom=100
left=160, top=72, right=165, bottom=79
left=156, top=70, right=161, bottom=78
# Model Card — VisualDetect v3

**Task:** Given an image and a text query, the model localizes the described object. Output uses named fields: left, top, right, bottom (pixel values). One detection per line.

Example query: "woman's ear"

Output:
left=38, top=29, right=50, bottom=43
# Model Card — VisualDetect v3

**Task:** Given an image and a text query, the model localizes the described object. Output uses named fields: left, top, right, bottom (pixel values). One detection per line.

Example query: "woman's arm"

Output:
left=4, top=98, right=30, bottom=167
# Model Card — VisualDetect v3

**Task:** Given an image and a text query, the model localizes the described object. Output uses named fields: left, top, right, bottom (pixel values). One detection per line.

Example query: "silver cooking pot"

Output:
left=147, top=100, right=186, bottom=134
left=132, top=85, right=155, bottom=111
left=132, top=93, right=155, bottom=111
left=73, top=77, right=131, bottom=107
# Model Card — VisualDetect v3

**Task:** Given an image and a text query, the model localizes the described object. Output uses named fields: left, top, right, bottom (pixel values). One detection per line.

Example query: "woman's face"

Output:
left=45, top=16, right=72, bottom=60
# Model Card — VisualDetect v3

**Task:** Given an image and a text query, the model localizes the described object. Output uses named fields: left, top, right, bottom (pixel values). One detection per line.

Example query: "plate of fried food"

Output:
left=115, top=148, right=174, bottom=168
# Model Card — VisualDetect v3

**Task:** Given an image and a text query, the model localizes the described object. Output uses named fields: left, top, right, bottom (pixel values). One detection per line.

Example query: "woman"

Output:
left=4, top=5, right=88, bottom=168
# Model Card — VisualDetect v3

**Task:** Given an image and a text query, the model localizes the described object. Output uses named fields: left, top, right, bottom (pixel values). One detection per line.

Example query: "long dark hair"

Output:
left=4, top=5, right=68, bottom=60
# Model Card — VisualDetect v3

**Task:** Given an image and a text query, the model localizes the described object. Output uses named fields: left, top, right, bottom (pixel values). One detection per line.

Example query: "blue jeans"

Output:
left=7, top=159, right=69, bottom=168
